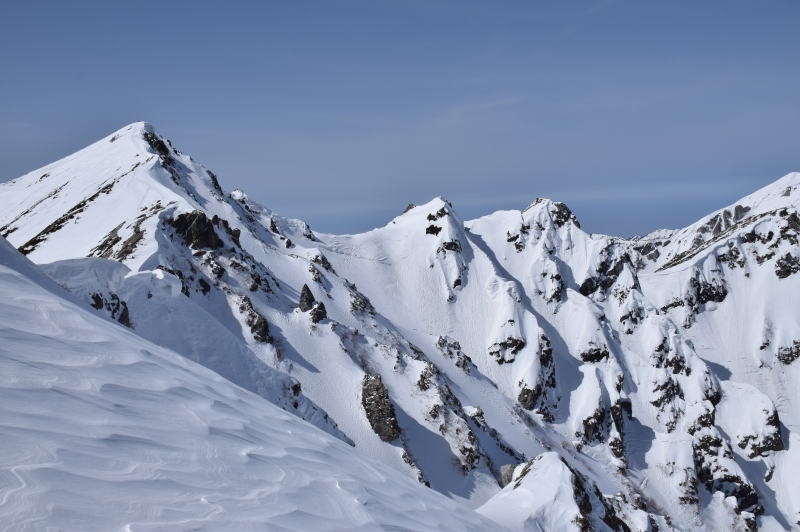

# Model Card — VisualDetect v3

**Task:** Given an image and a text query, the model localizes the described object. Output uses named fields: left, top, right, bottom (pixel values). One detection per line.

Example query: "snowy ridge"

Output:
left=2, top=122, right=799, bottom=530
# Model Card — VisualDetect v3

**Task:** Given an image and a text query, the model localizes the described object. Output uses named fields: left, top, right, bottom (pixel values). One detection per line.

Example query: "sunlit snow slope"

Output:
left=0, top=236, right=500, bottom=531
left=2, top=122, right=799, bottom=530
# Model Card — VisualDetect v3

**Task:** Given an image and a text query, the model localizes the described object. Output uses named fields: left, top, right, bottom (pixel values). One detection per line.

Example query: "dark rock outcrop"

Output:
left=312, top=254, right=336, bottom=273
left=550, top=201, right=580, bottom=228
left=435, top=336, right=475, bottom=374
left=517, top=387, right=537, bottom=410
left=580, top=346, right=609, bottom=363
left=361, top=374, right=401, bottom=442
left=143, top=131, right=173, bottom=164
left=738, top=410, right=785, bottom=457
left=310, top=301, right=327, bottom=324
left=579, top=251, right=633, bottom=297
left=688, top=275, right=727, bottom=305
left=439, top=240, right=461, bottom=253
left=693, top=435, right=761, bottom=515
left=426, top=225, right=442, bottom=236
left=489, top=337, right=526, bottom=364
left=299, top=284, right=315, bottom=312
left=238, top=296, right=272, bottom=343
left=90, top=292, right=131, bottom=328
left=776, top=340, right=800, bottom=364
left=206, top=170, right=223, bottom=194
left=18, top=179, right=119, bottom=255
left=348, top=283, right=376, bottom=315
left=775, top=253, right=800, bottom=278
left=169, top=211, right=224, bottom=249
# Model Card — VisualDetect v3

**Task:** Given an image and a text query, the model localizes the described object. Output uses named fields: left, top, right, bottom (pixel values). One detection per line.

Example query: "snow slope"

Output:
left=0, top=236, right=500, bottom=531
left=2, top=122, right=799, bottom=530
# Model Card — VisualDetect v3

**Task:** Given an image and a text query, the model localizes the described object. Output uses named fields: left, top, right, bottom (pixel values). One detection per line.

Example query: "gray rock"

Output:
left=299, top=284, right=315, bottom=312
left=310, top=301, right=327, bottom=323
left=361, top=374, right=401, bottom=442
left=169, top=211, right=224, bottom=249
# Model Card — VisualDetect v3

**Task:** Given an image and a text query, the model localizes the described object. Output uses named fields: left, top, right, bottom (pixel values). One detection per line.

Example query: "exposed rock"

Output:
left=651, top=336, right=689, bottom=376
left=89, top=292, right=131, bottom=328
left=309, top=264, right=322, bottom=283
left=738, top=410, right=784, bottom=457
left=1, top=183, right=68, bottom=238
left=169, top=211, right=224, bottom=249
left=348, top=283, right=375, bottom=315
left=659, top=298, right=685, bottom=313
left=198, top=278, right=211, bottom=295
left=633, top=241, right=663, bottom=262
left=156, top=265, right=191, bottom=296
left=650, top=377, right=684, bottom=410
left=776, top=340, right=800, bottom=364
left=361, top=374, right=401, bottom=442
left=426, top=224, right=442, bottom=236
left=717, top=244, right=745, bottom=269
left=206, top=170, right=223, bottom=194
left=310, top=302, right=327, bottom=324
left=488, top=337, right=526, bottom=364
left=693, top=434, right=761, bottom=515
left=580, top=345, right=609, bottom=363
left=550, top=201, right=580, bottom=228
left=143, top=131, right=173, bottom=164
left=427, top=207, right=448, bottom=221
left=299, top=284, right=315, bottom=312
left=517, top=387, right=537, bottom=410
left=212, top=215, right=241, bottom=247
left=435, top=336, right=475, bottom=374
left=775, top=253, right=800, bottom=278
left=581, top=406, right=610, bottom=444
left=579, top=251, right=633, bottom=297
left=89, top=222, right=124, bottom=258
left=416, top=363, right=438, bottom=391
left=438, top=240, right=461, bottom=253
left=312, top=254, right=336, bottom=273
left=238, top=296, right=272, bottom=343
left=517, top=337, right=558, bottom=421
left=18, top=179, right=119, bottom=255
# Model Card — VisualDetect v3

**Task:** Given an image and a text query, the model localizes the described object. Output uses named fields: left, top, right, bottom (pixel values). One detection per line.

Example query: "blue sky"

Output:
left=1, top=1, right=799, bottom=235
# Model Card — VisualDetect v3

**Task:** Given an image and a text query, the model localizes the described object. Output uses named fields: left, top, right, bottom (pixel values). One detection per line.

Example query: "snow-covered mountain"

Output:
left=2, top=122, right=798, bottom=530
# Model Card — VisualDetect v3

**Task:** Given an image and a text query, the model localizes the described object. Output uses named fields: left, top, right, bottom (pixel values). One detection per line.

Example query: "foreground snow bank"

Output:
left=0, top=237, right=500, bottom=531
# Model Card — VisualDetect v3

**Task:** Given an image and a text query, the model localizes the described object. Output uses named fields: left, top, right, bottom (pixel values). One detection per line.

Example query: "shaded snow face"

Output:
left=1, top=122, right=800, bottom=530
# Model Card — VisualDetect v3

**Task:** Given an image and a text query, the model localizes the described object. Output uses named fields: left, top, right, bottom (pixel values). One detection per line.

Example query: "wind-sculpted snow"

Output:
left=2, top=122, right=800, bottom=530
left=0, top=237, right=500, bottom=531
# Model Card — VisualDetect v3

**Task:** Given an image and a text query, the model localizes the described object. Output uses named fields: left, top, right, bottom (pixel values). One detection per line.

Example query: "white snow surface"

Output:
left=2, top=122, right=800, bottom=530
left=0, top=237, right=500, bottom=531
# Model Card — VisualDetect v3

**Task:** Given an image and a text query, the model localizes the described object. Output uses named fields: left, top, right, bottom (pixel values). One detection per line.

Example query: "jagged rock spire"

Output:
left=299, top=283, right=315, bottom=312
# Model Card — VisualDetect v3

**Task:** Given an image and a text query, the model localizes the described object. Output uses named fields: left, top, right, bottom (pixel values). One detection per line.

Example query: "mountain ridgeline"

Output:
left=2, top=122, right=800, bottom=531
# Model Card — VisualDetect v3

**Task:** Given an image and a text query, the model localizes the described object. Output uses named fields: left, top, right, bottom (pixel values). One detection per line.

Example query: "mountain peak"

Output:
left=521, top=197, right=581, bottom=229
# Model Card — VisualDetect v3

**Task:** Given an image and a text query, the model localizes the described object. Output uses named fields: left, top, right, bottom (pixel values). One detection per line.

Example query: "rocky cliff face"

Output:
left=2, top=122, right=799, bottom=530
